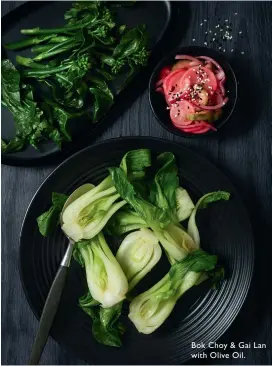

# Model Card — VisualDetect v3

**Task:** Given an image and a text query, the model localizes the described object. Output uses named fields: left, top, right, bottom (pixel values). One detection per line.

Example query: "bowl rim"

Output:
left=148, top=45, right=238, bottom=138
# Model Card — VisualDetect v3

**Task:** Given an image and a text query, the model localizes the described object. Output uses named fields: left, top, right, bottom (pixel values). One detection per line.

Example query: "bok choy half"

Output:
left=116, top=228, right=162, bottom=291
left=128, top=250, right=218, bottom=334
left=36, top=148, right=230, bottom=347
left=74, top=232, right=128, bottom=308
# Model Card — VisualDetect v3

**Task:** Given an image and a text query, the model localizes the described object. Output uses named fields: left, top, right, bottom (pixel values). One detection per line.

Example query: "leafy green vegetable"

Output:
left=61, top=149, right=151, bottom=241
left=2, top=1, right=149, bottom=153
left=1, top=60, right=69, bottom=151
left=111, top=25, right=149, bottom=74
left=149, top=152, right=179, bottom=222
left=62, top=178, right=126, bottom=242
left=106, top=208, right=148, bottom=236
left=175, top=187, right=195, bottom=222
left=109, top=155, right=196, bottom=263
left=129, top=250, right=218, bottom=334
left=34, top=149, right=228, bottom=348
left=188, top=191, right=230, bottom=248
left=116, top=228, right=162, bottom=291
left=37, top=192, right=68, bottom=237
left=89, top=79, right=114, bottom=121
left=106, top=186, right=195, bottom=236
left=79, top=292, right=125, bottom=347
left=1, top=136, right=25, bottom=153
left=74, top=232, right=128, bottom=308
left=4, top=34, right=58, bottom=50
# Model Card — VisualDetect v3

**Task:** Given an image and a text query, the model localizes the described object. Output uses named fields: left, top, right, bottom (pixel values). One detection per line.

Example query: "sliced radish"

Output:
left=163, top=69, right=187, bottom=102
left=159, top=66, right=172, bottom=80
left=170, top=101, right=195, bottom=126
left=179, top=66, right=217, bottom=93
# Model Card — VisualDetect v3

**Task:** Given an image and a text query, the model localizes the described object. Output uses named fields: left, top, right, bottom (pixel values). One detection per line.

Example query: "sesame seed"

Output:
left=225, top=19, right=228, bottom=22
left=234, top=12, right=238, bottom=15
left=212, top=38, right=215, bottom=41
left=204, top=19, right=207, bottom=22
left=223, top=49, right=226, bottom=52
left=241, top=51, right=244, bottom=54
left=204, top=42, right=207, bottom=45
left=205, top=31, right=208, bottom=35
left=192, top=38, right=196, bottom=42
left=239, top=31, right=243, bottom=34
left=214, top=33, right=217, bottom=36
left=200, top=23, right=203, bottom=26
left=231, top=49, right=234, bottom=52
left=209, top=30, right=212, bottom=33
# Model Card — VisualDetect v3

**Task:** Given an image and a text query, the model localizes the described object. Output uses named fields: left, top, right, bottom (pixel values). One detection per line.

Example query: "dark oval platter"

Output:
left=1, top=1, right=186, bottom=166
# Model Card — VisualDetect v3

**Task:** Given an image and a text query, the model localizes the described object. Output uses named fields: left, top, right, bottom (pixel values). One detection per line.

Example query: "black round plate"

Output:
left=149, top=46, right=237, bottom=137
left=20, top=137, right=254, bottom=365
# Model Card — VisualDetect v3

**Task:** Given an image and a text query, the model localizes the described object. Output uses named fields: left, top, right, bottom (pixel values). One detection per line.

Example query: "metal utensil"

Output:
left=28, top=184, right=94, bottom=365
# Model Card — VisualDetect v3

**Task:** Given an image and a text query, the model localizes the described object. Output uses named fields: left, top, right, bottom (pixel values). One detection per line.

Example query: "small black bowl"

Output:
left=149, top=46, right=237, bottom=137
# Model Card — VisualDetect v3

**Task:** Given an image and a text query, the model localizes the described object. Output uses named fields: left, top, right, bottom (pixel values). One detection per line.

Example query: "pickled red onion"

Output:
left=175, top=55, right=202, bottom=63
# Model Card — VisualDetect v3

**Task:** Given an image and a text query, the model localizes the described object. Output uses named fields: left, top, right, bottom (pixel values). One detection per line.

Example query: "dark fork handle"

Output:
left=28, top=241, right=73, bottom=365
left=28, top=265, right=68, bottom=365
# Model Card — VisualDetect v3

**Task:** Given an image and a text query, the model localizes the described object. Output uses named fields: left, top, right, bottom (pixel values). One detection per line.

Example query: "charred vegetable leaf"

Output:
left=37, top=192, right=68, bottom=236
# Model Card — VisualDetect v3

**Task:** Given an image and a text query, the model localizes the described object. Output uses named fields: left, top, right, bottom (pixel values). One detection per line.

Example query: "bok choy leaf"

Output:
left=188, top=191, right=230, bottom=248
left=106, top=208, right=148, bottom=236
left=37, top=192, right=68, bottom=236
left=79, top=292, right=125, bottom=347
